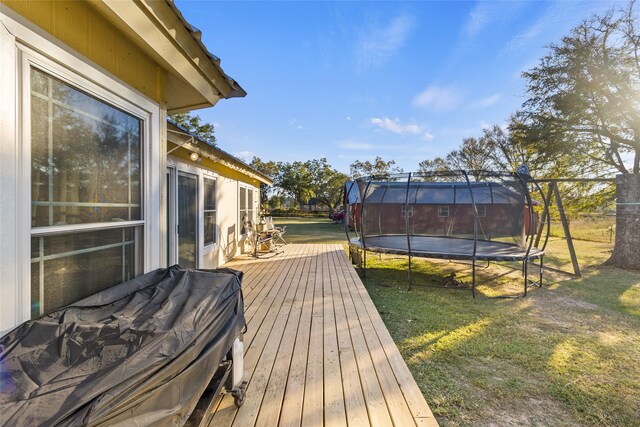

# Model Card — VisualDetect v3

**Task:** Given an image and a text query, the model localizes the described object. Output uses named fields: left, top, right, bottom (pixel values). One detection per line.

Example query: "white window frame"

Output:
left=203, top=173, right=218, bottom=248
left=238, top=184, right=255, bottom=237
left=0, top=9, right=161, bottom=331
left=476, top=205, right=487, bottom=218
left=438, top=205, right=450, bottom=218
left=401, top=205, right=414, bottom=218
left=166, top=157, right=219, bottom=266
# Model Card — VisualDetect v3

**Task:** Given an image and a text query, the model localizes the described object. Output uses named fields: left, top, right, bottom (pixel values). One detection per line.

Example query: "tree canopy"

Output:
left=515, top=1, right=640, bottom=174
left=250, top=157, right=347, bottom=211
left=349, top=156, right=403, bottom=179
left=169, top=113, right=217, bottom=146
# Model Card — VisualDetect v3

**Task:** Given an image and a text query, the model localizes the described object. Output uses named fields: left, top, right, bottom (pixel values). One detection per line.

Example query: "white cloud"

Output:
left=356, top=14, right=416, bottom=69
left=370, top=117, right=421, bottom=135
left=422, top=132, right=434, bottom=142
left=233, top=150, right=255, bottom=162
left=479, top=120, right=491, bottom=130
left=288, top=118, right=305, bottom=130
left=346, top=116, right=352, bottom=121
left=463, top=1, right=528, bottom=38
left=504, top=21, right=545, bottom=53
left=470, top=93, right=501, bottom=109
left=464, top=7, right=490, bottom=37
left=413, top=85, right=463, bottom=112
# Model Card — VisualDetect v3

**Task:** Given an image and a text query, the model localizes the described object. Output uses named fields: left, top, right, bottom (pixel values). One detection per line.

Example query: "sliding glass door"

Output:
left=177, top=173, right=198, bottom=269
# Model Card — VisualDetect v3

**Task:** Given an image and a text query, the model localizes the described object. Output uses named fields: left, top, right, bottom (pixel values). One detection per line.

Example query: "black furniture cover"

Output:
left=0, top=266, right=244, bottom=426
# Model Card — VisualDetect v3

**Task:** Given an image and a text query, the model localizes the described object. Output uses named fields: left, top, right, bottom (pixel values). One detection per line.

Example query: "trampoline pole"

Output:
left=363, top=249, right=367, bottom=278
left=472, top=258, right=476, bottom=298
left=408, top=255, right=412, bottom=291
left=524, top=259, right=529, bottom=297
left=539, top=256, right=544, bottom=288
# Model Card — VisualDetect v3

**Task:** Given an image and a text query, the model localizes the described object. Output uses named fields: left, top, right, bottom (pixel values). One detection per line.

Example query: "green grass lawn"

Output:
left=273, top=216, right=347, bottom=244
left=278, top=217, right=640, bottom=426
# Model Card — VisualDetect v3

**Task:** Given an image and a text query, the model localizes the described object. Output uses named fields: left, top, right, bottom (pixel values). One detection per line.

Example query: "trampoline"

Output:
left=344, top=170, right=550, bottom=297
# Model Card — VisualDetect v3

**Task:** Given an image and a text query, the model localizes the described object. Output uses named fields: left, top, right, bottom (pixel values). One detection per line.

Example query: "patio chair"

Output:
left=273, top=225, right=287, bottom=246
left=263, top=216, right=287, bottom=246
left=249, top=221, right=280, bottom=258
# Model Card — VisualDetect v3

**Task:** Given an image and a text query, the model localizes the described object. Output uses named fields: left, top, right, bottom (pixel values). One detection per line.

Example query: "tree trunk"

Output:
left=606, top=174, right=640, bottom=270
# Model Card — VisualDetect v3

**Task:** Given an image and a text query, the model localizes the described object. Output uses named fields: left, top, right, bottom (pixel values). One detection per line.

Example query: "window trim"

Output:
left=238, top=184, right=255, bottom=238
left=203, top=176, right=217, bottom=247
left=0, top=12, right=162, bottom=329
left=438, top=205, right=450, bottom=218
left=476, top=205, right=487, bottom=218
left=25, top=62, right=149, bottom=317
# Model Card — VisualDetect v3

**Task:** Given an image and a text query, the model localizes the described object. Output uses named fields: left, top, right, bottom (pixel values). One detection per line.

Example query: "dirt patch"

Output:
left=480, top=397, right=581, bottom=427
left=554, top=296, right=598, bottom=310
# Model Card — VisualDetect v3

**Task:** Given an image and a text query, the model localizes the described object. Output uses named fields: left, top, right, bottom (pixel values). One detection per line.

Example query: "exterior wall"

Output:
left=1, top=1, right=167, bottom=104
left=0, top=6, right=165, bottom=334
left=167, top=150, right=261, bottom=270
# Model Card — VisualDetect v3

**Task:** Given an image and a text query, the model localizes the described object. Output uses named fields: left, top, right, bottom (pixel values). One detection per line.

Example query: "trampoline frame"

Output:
left=344, top=170, right=551, bottom=298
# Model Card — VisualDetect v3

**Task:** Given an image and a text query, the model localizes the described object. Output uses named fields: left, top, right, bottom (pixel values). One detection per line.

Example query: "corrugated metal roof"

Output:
left=165, top=0, right=246, bottom=99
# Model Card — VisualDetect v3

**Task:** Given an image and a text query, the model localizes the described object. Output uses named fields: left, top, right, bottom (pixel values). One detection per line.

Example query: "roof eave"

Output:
left=166, top=120, right=273, bottom=186
left=89, top=0, right=245, bottom=111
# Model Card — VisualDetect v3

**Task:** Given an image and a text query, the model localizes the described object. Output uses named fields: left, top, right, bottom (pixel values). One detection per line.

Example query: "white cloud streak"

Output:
left=356, top=14, right=416, bottom=69
left=369, top=117, right=435, bottom=144
left=413, top=85, right=463, bottom=112
left=370, top=117, right=421, bottom=135
left=470, top=93, right=501, bottom=109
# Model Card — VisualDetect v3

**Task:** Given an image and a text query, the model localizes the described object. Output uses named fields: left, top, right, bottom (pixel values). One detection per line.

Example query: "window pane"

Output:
left=31, top=68, right=142, bottom=227
left=204, top=211, right=216, bottom=246
left=178, top=174, right=197, bottom=269
left=240, top=187, right=246, bottom=210
left=239, top=187, right=247, bottom=234
left=30, top=227, right=137, bottom=317
left=204, top=178, right=216, bottom=210
left=248, top=189, right=254, bottom=225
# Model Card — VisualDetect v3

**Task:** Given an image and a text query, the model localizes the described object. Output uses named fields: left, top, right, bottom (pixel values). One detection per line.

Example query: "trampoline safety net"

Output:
left=344, top=170, right=550, bottom=297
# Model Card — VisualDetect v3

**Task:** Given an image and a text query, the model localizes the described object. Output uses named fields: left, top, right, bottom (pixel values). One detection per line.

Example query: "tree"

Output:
left=516, top=1, right=640, bottom=175
left=274, top=161, right=313, bottom=207
left=169, top=113, right=217, bottom=146
left=417, top=156, right=450, bottom=174
left=306, top=158, right=349, bottom=210
left=249, top=156, right=279, bottom=205
left=514, top=2, right=639, bottom=268
left=349, top=156, right=403, bottom=179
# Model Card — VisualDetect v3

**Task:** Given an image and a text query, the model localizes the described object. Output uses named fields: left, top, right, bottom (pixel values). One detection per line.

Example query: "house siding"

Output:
left=2, top=0, right=167, bottom=103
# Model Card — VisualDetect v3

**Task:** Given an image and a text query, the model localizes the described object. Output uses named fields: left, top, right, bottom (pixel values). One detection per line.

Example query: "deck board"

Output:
left=209, top=244, right=438, bottom=427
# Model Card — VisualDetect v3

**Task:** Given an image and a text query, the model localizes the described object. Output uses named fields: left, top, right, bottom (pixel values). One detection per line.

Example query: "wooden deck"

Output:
left=210, top=244, right=438, bottom=427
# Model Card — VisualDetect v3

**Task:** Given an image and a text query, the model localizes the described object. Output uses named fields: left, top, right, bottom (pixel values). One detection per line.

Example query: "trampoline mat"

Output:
left=350, top=235, right=544, bottom=261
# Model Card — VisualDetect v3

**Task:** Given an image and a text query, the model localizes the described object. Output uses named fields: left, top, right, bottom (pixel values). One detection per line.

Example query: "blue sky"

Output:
left=175, top=0, right=619, bottom=174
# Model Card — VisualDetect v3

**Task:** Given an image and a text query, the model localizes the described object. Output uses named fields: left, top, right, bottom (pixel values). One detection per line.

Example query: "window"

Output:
left=476, top=205, right=486, bottom=218
left=401, top=205, right=414, bottom=218
left=438, top=205, right=450, bottom=217
left=204, top=178, right=217, bottom=246
left=29, top=67, right=143, bottom=317
left=239, top=186, right=254, bottom=235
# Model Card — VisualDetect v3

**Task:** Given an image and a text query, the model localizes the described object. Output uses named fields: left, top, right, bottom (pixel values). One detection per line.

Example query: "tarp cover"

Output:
left=0, top=266, right=245, bottom=426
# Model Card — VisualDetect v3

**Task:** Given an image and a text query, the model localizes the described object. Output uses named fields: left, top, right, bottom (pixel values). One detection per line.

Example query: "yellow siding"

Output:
left=2, top=0, right=166, bottom=103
